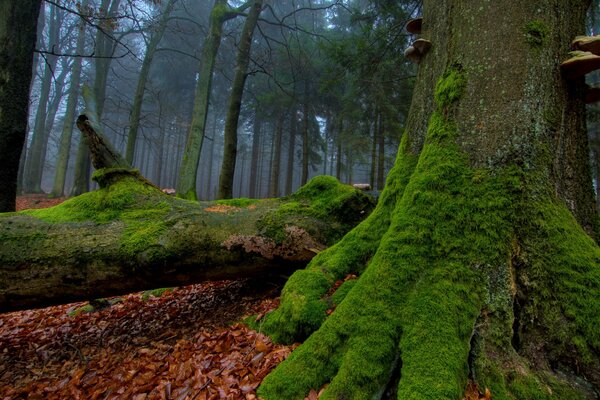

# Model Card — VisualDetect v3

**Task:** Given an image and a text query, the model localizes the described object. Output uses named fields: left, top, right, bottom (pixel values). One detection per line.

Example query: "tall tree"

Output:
left=23, top=3, right=62, bottom=194
left=125, top=0, right=176, bottom=165
left=71, top=0, right=120, bottom=196
left=177, top=0, right=251, bottom=200
left=259, top=0, right=600, bottom=398
left=0, top=0, right=42, bottom=211
left=51, top=0, right=90, bottom=197
left=218, top=0, right=263, bottom=199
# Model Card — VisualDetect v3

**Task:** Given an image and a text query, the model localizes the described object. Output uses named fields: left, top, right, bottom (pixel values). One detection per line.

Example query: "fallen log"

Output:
left=0, top=170, right=374, bottom=312
left=0, top=87, right=374, bottom=312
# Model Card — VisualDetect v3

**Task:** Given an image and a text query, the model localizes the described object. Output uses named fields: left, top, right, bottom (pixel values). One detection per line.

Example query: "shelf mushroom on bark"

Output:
left=405, top=17, right=422, bottom=35
left=404, top=38, right=432, bottom=64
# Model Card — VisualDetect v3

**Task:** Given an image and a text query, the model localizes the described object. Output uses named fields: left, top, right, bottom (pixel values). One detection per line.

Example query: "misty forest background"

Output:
left=18, top=0, right=600, bottom=205
left=21, top=0, right=414, bottom=202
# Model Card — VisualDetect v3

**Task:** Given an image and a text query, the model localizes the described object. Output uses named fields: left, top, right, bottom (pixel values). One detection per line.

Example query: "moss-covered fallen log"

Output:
left=0, top=169, right=374, bottom=312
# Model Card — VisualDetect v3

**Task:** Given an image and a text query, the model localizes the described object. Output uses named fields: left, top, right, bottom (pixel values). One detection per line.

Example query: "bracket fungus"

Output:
left=404, top=39, right=432, bottom=64
left=560, top=51, right=600, bottom=79
left=406, top=17, right=422, bottom=34
left=571, top=35, right=600, bottom=55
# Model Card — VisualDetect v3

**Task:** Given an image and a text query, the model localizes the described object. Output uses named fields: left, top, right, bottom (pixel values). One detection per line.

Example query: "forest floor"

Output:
left=0, top=277, right=295, bottom=400
left=4, top=195, right=298, bottom=399
left=1, top=195, right=490, bottom=400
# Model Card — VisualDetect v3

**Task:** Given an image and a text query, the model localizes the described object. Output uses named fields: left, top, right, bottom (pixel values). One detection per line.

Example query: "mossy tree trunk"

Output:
left=258, top=1, right=600, bottom=399
left=0, top=0, right=42, bottom=212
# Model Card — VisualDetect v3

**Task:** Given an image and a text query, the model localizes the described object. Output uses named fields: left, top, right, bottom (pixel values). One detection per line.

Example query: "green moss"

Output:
left=524, top=20, right=549, bottom=47
left=434, top=66, right=467, bottom=109
left=256, top=176, right=375, bottom=245
left=330, top=279, right=356, bottom=306
left=68, top=304, right=95, bottom=316
left=141, top=287, right=174, bottom=301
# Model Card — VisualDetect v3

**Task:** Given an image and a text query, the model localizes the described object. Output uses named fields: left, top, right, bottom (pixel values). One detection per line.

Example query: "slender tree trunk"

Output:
left=125, top=0, right=175, bottom=165
left=249, top=110, right=262, bottom=198
left=370, top=112, right=378, bottom=189
left=269, top=112, right=285, bottom=197
left=0, top=0, right=42, bottom=211
left=260, top=1, right=600, bottom=399
left=23, top=4, right=61, bottom=194
left=335, top=118, right=343, bottom=180
left=377, top=114, right=385, bottom=190
left=218, top=0, right=263, bottom=199
left=177, top=0, right=241, bottom=200
left=300, top=89, right=310, bottom=186
left=71, top=0, right=120, bottom=196
left=285, top=110, right=297, bottom=195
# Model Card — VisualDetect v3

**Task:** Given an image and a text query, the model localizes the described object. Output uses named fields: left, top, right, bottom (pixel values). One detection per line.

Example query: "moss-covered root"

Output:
left=261, top=136, right=418, bottom=344
left=260, top=67, right=519, bottom=399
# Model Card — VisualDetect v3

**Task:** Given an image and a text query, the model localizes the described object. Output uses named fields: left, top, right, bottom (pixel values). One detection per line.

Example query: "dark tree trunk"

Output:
left=23, top=3, right=61, bottom=194
left=125, top=0, right=175, bottom=165
left=249, top=110, right=262, bottom=198
left=285, top=109, right=297, bottom=195
left=377, top=114, right=385, bottom=190
left=0, top=0, right=43, bottom=211
left=259, top=1, right=600, bottom=399
left=269, top=112, right=285, bottom=197
left=218, top=0, right=263, bottom=199
left=300, top=89, right=310, bottom=186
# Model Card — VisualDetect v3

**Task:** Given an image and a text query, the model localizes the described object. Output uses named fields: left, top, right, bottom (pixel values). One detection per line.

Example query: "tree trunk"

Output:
left=377, top=113, right=385, bottom=190
left=249, top=110, right=262, bottom=198
left=23, top=3, right=61, bottom=194
left=258, top=1, right=600, bottom=399
left=70, top=0, right=120, bottom=196
left=285, top=110, right=297, bottom=194
left=177, top=0, right=240, bottom=200
left=0, top=0, right=42, bottom=211
left=300, top=89, right=310, bottom=186
left=125, top=0, right=175, bottom=165
left=269, top=112, right=284, bottom=197
left=218, top=0, right=263, bottom=199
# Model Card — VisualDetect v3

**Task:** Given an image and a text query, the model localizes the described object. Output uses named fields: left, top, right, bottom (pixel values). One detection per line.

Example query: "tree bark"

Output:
left=300, top=85, right=310, bottom=186
left=0, top=0, right=43, bottom=211
left=125, top=0, right=175, bottom=165
left=258, top=1, right=600, bottom=399
left=218, top=0, right=263, bottom=199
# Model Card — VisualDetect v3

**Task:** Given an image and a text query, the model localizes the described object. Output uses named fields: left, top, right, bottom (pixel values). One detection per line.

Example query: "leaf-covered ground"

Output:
left=0, top=279, right=294, bottom=400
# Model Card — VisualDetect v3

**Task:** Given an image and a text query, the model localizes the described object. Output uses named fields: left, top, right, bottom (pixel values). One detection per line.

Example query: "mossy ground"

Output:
left=258, top=68, right=600, bottom=399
